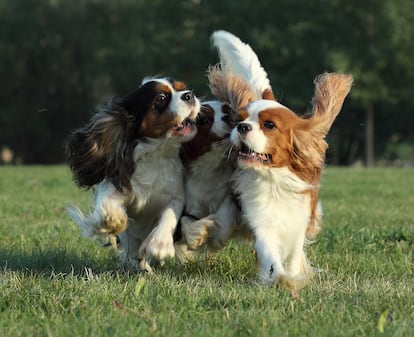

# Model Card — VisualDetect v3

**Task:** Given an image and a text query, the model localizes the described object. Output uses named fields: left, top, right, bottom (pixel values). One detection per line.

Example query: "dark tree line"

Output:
left=1, top=0, right=413, bottom=165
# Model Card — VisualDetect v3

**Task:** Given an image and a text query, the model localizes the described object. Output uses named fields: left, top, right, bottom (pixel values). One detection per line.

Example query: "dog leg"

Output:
left=139, top=198, right=183, bottom=262
left=282, top=236, right=314, bottom=289
left=68, top=181, right=130, bottom=269
left=118, top=222, right=153, bottom=273
left=253, top=228, right=288, bottom=286
left=305, top=200, right=323, bottom=239
left=208, top=195, right=240, bottom=250
left=181, top=215, right=217, bottom=250
left=67, top=181, right=129, bottom=239
left=181, top=195, right=239, bottom=251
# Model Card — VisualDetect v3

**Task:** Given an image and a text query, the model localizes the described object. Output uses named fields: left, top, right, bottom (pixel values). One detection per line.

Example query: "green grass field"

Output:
left=1, top=166, right=413, bottom=337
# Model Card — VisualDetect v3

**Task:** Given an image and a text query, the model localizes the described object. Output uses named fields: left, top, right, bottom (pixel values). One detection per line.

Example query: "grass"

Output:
left=0, top=165, right=413, bottom=337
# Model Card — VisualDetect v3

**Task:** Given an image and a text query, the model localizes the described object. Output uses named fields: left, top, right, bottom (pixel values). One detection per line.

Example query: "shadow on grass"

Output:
left=0, top=245, right=119, bottom=277
left=0, top=240, right=257, bottom=283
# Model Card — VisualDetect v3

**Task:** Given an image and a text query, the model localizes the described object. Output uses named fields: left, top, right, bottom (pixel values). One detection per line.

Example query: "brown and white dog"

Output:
left=178, top=30, right=275, bottom=253
left=178, top=100, right=239, bottom=252
left=66, top=77, right=200, bottom=272
left=230, top=73, right=353, bottom=288
left=184, top=31, right=353, bottom=290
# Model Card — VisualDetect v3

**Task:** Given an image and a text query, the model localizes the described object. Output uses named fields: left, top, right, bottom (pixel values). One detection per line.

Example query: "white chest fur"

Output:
left=232, top=167, right=312, bottom=262
left=184, top=147, right=233, bottom=218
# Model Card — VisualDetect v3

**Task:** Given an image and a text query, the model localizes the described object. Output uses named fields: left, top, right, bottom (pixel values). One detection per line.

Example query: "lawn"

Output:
left=0, top=166, right=413, bottom=337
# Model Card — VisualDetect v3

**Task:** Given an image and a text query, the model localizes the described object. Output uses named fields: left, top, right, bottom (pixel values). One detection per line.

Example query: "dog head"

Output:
left=180, top=100, right=235, bottom=165
left=122, top=77, right=199, bottom=139
left=66, top=77, right=200, bottom=192
left=230, top=73, right=353, bottom=183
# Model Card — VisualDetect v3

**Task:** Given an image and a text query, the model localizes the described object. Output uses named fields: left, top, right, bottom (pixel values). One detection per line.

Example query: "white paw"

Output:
left=139, top=227, right=175, bottom=262
left=257, top=263, right=280, bottom=285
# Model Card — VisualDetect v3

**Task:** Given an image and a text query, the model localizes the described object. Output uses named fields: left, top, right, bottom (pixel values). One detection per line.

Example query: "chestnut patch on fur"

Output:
left=262, top=88, right=276, bottom=101
left=171, top=80, right=186, bottom=91
left=180, top=104, right=222, bottom=165
left=254, top=108, right=297, bottom=168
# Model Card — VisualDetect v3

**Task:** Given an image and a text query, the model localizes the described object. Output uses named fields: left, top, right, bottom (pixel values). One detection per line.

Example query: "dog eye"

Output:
left=154, top=93, right=168, bottom=107
left=263, top=120, right=276, bottom=129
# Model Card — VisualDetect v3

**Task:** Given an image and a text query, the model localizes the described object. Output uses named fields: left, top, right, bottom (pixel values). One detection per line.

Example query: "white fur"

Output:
left=69, top=138, right=187, bottom=270
left=230, top=100, right=285, bottom=155
left=248, top=99, right=286, bottom=114
left=232, top=167, right=313, bottom=285
left=204, top=100, right=229, bottom=137
left=180, top=31, right=275, bottom=252
left=211, top=30, right=271, bottom=97
left=180, top=102, right=239, bottom=251
left=68, top=79, right=200, bottom=271
left=184, top=149, right=234, bottom=219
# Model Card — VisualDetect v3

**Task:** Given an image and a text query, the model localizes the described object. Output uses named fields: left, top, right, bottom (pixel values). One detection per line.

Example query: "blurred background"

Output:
left=0, top=0, right=413, bottom=166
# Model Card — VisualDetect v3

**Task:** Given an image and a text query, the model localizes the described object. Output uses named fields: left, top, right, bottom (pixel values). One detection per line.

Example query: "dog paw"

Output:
left=140, top=228, right=175, bottom=261
left=123, top=257, right=154, bottom=273
left=101, top=234, right=120, bottom=249
left=101, top=211, right=128, bottom=235
left=183, top=218, right=216, bottom=250
left=277, top=274, right=311, bottom=291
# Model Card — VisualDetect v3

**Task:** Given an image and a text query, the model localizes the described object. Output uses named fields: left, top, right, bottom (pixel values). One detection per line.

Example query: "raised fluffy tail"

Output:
left=211, top=30, right=273, bottom=99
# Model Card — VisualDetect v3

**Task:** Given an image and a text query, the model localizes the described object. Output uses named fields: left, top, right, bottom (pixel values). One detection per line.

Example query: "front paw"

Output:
left=139, top=228, right=175, bottom=262
left=182, top=217, right=216, bottom=250
left=123, top=257, right=154, bottom=273
left=100, top=210, right=128, bottom=235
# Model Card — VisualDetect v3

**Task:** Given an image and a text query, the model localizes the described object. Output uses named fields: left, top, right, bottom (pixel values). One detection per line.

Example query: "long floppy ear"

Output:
left=308, top=72, right=353, bottom=137
left=290, top=73, right=353, bottom=175
left=208, top=65, right=259, bottom=112
left=65, top=99, right=136, bottom=192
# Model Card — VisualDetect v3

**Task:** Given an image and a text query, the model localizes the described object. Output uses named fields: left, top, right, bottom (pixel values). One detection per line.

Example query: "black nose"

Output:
left=237, top=122, right=252, bottom=134
left=181, top=91, right=195, bottom=103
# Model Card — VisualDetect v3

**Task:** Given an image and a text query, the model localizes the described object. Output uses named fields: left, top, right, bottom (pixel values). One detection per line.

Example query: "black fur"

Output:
left=65, top=80, right=172, bottom=192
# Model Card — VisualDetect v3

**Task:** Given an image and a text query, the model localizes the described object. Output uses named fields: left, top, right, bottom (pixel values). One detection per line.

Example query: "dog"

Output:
left=178, top=30, right=276, bottom=253
left=230, top=72, right=353, bottom=288
left=178, top=100, right=239, bottom=253
left=66, top=77, right=200, bottom=272
left=183, top=31, right=353, bottom=290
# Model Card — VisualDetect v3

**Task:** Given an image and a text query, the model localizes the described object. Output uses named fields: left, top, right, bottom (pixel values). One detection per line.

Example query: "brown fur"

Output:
left=65, top=99, right=136, bottom=192
left=208, top=65, right=260, bottom=112
left=255, top=73, right=353, bottom=242
left=180, top=104, right=224, bottom=166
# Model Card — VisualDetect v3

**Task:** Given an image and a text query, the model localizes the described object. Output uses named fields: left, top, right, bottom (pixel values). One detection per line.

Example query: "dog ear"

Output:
left=308, top=72, right=353, bottom=137
left=65, top=99, right=136, bottom=192
left=208, top=65, right=259, bottom=112
left=261, top=88, right=276, bottom=101
left=289, top=73, right=353, bottom=177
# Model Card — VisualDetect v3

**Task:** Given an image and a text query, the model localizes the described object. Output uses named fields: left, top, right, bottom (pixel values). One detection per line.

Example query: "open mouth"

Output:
left=238, top=142, right=272, bottom=164
left=172, top=118, right=196, bottom=137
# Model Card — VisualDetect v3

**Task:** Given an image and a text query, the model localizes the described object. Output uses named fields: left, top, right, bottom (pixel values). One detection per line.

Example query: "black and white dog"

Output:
left=66, top=77, right=200, bottom=271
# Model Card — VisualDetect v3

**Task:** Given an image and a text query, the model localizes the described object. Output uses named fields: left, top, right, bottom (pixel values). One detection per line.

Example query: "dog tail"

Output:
left=211, top=30, right=274, bottom=100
